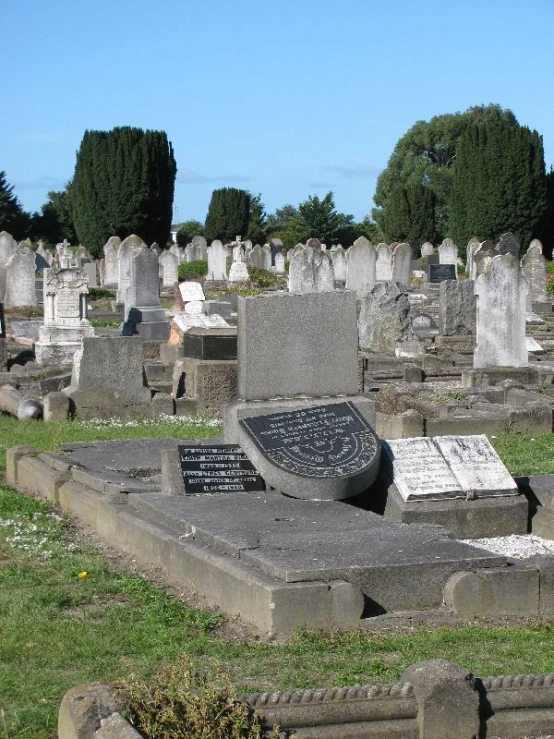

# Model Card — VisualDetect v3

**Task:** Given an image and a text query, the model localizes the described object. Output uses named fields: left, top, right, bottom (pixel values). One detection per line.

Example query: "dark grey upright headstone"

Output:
left=497, top=232, right=520, bottom=256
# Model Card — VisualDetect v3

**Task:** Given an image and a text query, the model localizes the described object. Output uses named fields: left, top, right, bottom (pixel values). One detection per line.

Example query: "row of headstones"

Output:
left=0, top=231, right=100, bottom=307
left=287, top=238, right=414, bottom=296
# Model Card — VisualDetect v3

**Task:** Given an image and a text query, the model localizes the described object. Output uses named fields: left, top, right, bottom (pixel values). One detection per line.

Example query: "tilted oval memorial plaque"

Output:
left=239, top=402, right=379, bottom=479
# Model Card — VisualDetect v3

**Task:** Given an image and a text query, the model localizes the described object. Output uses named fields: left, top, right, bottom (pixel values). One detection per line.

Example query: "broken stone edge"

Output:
left=58, top=667, right=554, bottom=739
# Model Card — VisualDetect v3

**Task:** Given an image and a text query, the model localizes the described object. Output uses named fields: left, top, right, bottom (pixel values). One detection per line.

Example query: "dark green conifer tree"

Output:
left=71, top=127, right=176, bottom=256
left=448, top=118, right=547, bottom=248
left=204, top=188, right=251, bottom=241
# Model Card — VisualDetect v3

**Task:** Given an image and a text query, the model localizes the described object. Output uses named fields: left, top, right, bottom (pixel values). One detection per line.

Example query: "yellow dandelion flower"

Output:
left=78, top=571, right=88, bottom=579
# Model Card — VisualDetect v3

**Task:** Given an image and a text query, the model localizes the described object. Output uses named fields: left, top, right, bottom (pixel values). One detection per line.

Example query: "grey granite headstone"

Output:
left=330, top=244, right=347, bottom=283
left=439, top=238, right=458, bottom=276
left=421, top=242, right=434, bottom=258
left=117, top=234, right=145, bottom=305
left=237, top=291, right=358, bottom=401
left=473, top=240, right=495, bottom=279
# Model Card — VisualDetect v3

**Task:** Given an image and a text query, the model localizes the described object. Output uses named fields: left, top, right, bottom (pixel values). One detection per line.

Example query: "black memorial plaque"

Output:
left=428, top=263, right=456, bottom=283
left=0, top=303, right=4, bottom=339
left=178, top=444, right=264, bottom=494
left=240, top=402, right=379, bottom=478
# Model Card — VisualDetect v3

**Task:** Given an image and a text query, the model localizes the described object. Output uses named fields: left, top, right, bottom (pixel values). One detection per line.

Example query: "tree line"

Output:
left=1, top=105, right=553, bottom=259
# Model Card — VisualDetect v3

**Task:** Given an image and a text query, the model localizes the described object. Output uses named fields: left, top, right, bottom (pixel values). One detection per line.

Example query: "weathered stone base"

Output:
left=122, top=306, right=170, bottom=340
left=35, top=341, right=83, bottom=366
left=378, top=482, right=529, bottom=539
left=463, top=365, right=554, bottom=388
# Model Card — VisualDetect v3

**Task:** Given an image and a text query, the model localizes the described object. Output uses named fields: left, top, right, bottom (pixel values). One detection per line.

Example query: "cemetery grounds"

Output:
left=2, top=415, right=554, bottom=737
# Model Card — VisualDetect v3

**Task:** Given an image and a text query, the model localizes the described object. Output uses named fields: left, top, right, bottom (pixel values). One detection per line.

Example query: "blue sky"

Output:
left=3, top=0, right=553, bottom=224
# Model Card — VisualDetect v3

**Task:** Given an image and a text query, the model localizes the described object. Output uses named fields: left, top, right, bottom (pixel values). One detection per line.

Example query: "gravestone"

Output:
left=238, top=401, right=381, bottom=500
left=358, top=281, right=411, bottom=353
left=206, top=240, right=228, bottom=283
left=4, top=245, right=38, bottom=308
left=66, top=336, right=151, bottom=419
left=249, top=244, right=265, bottom=269
left=497, top=232, right=520, bottom=256
left=274, top=251, right=286, bottom=275
left=103, top=236, right=121, bottom=287
left=228, top=245, right=250, bottom=283
left=521, top=240, right=547, bottom=304
left=428, top=264, right=456, bottom=283
left=439, top=280, right=476, bottom=336
left=421, top=242, right=434, bottom=258
left=473, top=254, right=527, bottom=368
left=83, top=261, right=97, bottom=287
left=35, top=267, right=95, bottom=365
left=117, top=234, right=145, bottom=305
left=262, top=244, right=272, bottom=270
left=159, top=249, right=179, bottom=288
left=392, top=243, right=412, bottom=286
left=269, top=238, right=283, bottom=264
left=412, top=313, right=439, bottom=340
left=179, top=281, right=205, bottom=303
left=191, top=235, right=208, bottom=261
left=466, top=237, right=480, bottom=275
left=345, top=238, right=376, bottom=297
left=122, top=247, right=169, bottom=340
left=473, top=240, right=495, bottom=279
left=375, top=243, right=393, bottom=281
left=0, top=231, right=17, bottom=265
left=380, top=435, right=526, bottom=537
left=439, top=239, right=458, bottom=277
left=0, top=303, right=5, bottom=370
left=164, top=444, right=265, bottom=495
left=331, top=244, right=347, bottom=284
left=306, top=237, right=322, bottom=249
left=35, top=244, right=50, bottom=271
left=288, top=244, right=334, bottom=293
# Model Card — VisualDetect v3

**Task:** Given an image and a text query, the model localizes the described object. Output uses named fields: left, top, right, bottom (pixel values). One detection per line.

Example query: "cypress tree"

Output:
left=383, top=186, right=411, bottom=241
left=449, top=118, right=547, bottom=247
left=407, top=184, right=436, bottom=245
left=72, top=127, right=176, bottom=256
left=204, top=188, right=251, bottom=241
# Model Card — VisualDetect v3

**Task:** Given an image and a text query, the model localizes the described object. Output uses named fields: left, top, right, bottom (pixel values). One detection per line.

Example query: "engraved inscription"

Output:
left=240, top=402, right=379, bottom=478
left=178, top=444, right=264, bottom=494
left=382, top=438, right=462, bottom=501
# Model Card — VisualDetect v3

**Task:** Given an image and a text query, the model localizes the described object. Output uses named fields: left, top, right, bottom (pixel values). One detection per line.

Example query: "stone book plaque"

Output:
left=178, top=444, right=264, bottom=494
left=239, top=402, right=379, bottom=479
left=382, top=435, right=517, bottom=501
left=428, top=264, right=456, bottom=283
left=382, top=438, right=462, bottom=501
left=434, top=435, right=518, bottom=497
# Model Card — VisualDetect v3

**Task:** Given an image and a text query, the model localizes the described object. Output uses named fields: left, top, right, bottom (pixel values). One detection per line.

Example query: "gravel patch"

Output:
left=462, top=534, right=554, bottom=559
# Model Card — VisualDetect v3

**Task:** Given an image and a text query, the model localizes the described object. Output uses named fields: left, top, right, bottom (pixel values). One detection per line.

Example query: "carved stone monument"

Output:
left=35, top=267, right=94, bottom=365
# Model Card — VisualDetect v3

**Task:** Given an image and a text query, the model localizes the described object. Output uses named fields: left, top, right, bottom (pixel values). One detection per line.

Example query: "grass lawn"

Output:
left=2, top=416, right=554, bottom=737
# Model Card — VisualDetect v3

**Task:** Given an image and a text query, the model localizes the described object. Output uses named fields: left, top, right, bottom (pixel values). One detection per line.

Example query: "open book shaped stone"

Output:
left=381, top=435, right=518, bottom=502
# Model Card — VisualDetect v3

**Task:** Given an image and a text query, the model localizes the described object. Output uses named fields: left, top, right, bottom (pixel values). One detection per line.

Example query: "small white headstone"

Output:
left=184, top=300, right=203, bottom=315
left=179, top=282, right=205, bottom=301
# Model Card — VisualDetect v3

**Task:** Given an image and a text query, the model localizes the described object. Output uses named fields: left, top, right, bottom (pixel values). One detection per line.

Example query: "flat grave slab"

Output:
left=128, top=490, right=507, bottom=611
left=237, top=401, right=381, bottom=500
